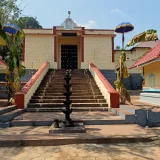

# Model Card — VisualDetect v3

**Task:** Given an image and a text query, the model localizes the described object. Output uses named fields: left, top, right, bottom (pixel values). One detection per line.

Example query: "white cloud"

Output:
left=111, top=8, right=125, bottom=16
left=76, top=20, right=97, bottom=29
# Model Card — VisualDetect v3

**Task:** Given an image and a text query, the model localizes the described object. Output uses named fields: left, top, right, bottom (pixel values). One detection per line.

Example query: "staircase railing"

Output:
left=15, top=61, right=50, bottom=109
left=89, top=62, right=119, bottom=108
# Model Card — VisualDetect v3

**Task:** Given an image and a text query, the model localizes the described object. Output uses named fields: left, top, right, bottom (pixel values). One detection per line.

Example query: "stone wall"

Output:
left=21, top=69, right=37, bottom=82
left=100, top=70, right=143, bottom=90
left=0, top=69, right=37, bottom=83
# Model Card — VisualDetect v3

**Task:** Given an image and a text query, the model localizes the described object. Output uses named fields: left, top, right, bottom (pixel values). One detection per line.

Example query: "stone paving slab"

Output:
left=0, top=125, right=159, bottom=147
left=0, top=142, right=160, bottom=160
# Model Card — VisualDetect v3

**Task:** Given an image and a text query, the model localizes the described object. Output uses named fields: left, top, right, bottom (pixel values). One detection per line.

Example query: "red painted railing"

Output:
left=15, top=62, right=49, bottom=109
left=89, top=62, right=119, bottom=108
left=20, top=62, right=49, bottom=94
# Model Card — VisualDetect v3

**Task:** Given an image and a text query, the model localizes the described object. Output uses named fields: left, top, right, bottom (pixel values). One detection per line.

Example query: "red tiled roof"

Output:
left=129, top=43, right=160, bottom=69
left=132, top=40, right=160, bottom=49
left=0, top=56, right=6, bottom=67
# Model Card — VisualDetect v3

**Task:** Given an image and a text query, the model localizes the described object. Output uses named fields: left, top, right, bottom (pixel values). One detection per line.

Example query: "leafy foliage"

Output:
left=15, top=16, right=42, bottom=29
left=115, top=29, right=158, bottom=104
left=126, top=29, right=158, bottom=47
left=0, top=23, right=26, bottom=104
left=114, top=49, right=131, bottom=104
left=0, top=0, right=21, bottom=25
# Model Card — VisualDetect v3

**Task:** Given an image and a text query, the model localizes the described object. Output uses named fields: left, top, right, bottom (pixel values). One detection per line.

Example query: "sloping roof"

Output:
left=129, top=43, right=160, bottom=69
left=0, top=56, right=6, bottom=68
left=133, top=40, right=160, bottom=49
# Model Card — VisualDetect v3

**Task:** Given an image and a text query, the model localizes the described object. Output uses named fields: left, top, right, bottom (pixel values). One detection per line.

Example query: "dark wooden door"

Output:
left=61, top=45, right=78, bottom=69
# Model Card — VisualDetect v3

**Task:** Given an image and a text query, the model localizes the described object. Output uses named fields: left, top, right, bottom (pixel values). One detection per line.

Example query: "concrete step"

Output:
left=120, top=105, right=141, bottom=114
left=42, top=82, right=94, bottom=85
left=112, top=108, right=136, bottom=124
left=0, top=105, right=17, bottom=115
left=0, top=99, right=8, bottom=107
left=0, top=122, right=10, bottom=128
left=11, top=118, right=127, bottom=127
left=34, top=92, right=102, bottom=96
left=42, top=79, right=95, bottom=82
left=10, top=111, right=129, bottom=127
left=32, top=95, right=105, bottom=99
left=37, top=90, right=100, bottom=93
left=38, top=86, right=98, bottom=90
left=27, top=103, right=108, bottom=108
left=30, top=99, right=106, bottom=103
left=0, top=109, right=24, bottom=123
left=25, top=107, right=108, bottom=112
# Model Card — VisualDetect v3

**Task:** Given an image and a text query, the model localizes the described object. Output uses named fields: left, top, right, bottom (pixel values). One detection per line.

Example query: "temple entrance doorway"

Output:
left=61, top=45, right=78, bottom=69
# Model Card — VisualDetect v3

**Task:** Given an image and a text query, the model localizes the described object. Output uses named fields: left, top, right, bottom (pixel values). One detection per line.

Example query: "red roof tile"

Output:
left=129, top=43, right=160, bottom=69
left=0, top=56, right=6, bottom=67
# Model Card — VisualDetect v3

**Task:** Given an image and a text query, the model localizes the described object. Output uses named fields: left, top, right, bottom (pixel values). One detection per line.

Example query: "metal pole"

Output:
left=122, top=32, right=124, bottom=49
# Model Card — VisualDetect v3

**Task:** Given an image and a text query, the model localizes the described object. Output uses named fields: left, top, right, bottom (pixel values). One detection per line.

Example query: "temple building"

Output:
left=22, top=13, right=115, bottom=70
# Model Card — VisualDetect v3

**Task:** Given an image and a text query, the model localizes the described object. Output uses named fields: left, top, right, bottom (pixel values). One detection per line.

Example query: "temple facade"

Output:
left=23, top=15, right=115, bottom=70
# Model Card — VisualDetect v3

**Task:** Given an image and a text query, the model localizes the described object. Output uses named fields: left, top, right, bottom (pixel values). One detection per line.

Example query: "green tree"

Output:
left=115, top=46, right=121, bottom=50
left=16, top=16, right=42, bottom=29
left=0, top=0, right=21, bottom=25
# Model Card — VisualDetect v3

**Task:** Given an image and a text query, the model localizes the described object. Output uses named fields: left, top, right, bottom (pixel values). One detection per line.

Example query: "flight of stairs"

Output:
left=27, top=69, right=108, bottom=112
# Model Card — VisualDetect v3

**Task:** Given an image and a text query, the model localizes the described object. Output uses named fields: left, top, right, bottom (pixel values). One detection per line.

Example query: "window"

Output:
left=149, top=73, right=155, bottom=88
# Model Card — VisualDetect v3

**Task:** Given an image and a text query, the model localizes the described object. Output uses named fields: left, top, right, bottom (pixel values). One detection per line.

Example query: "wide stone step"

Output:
left=38, top=86, right=98, bottom=90
left=112, top=108, right=136, bottom=124
left=37, top=88, right=100, bottom=92
left=0, top=109, right=24, bottom=123
left=36, top=90, right=100, bottom=93
left=40, top=83, right=97, bottom=87
left=0, top=122, right=10, bottom=128
left=25, top=107, right=108, bottom=112
left=32, top=95, right=105, bottom=99
left=30, top=99, right=106, bottom=103
left=0, top=99, right=8, bottom=107
left=34, top=92, right=102, bottom=96
left=0, top=105, right=17, bottom=116
left=38, top=86, right=98, bottom=89
left=120, top=105, right=140, bottom=114
left=27, top=103, right=108, bottom=108
left=43, top=80, right=94, bottom=82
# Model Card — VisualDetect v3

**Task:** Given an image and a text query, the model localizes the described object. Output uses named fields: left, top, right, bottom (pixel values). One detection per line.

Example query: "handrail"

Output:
left=20, top=62, right=49, bottom=94
left=89, top=62, right=117, bottom=93
left=15, top=61, right=49, bottom=109
left=89, top=62, right=119, bottom=108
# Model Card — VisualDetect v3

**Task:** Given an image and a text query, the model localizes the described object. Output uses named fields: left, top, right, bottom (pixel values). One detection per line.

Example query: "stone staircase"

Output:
left=0, top=69, right=140, bottom=128
left=0, top=100, right=24, bottom=128
left=27, top=69, right=108, bottom=112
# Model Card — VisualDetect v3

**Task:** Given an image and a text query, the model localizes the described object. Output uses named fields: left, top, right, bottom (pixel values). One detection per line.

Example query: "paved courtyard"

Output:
left=0, top=141, right=160, bottom=160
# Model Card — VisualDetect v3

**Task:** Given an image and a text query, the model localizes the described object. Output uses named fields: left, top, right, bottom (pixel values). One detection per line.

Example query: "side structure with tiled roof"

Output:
left=114, top=41, right=160, bottom=74
left=129, top=43, right=160, bottom=106
left=129, top=43, right=160, bottom=69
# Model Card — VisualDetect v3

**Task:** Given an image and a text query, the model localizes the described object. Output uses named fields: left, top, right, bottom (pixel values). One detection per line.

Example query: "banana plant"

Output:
left=0, top=23, right=26, bottom=105
left=114, top=29, right=158, bottom=104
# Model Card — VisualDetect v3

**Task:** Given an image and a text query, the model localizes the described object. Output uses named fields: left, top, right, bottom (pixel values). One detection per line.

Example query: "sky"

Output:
left=18, top=0, right=160, bottom=48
